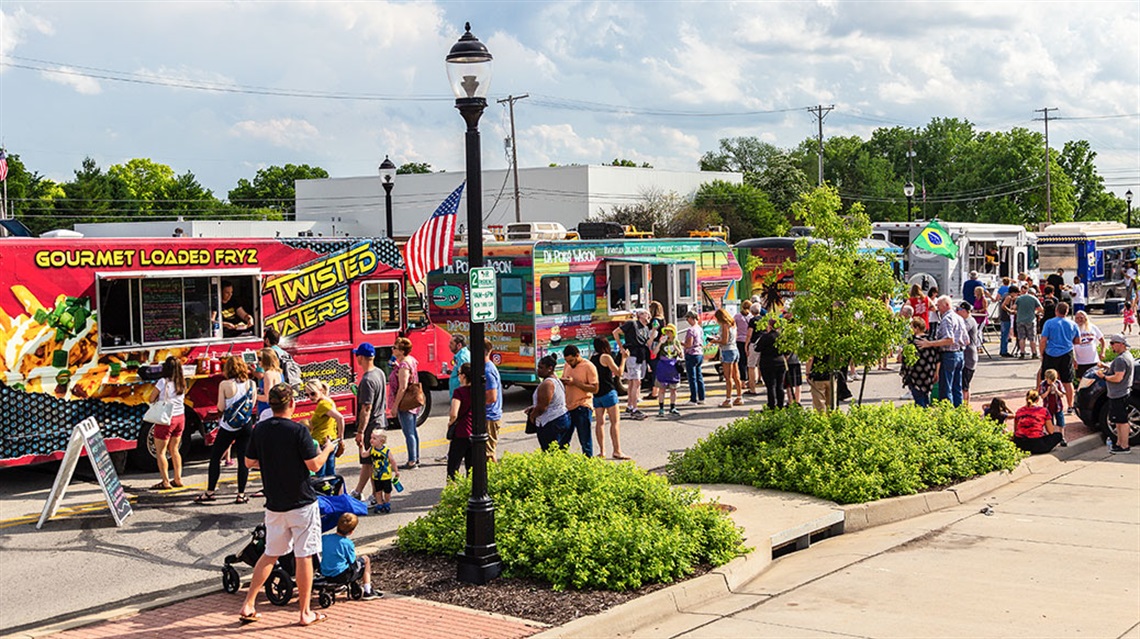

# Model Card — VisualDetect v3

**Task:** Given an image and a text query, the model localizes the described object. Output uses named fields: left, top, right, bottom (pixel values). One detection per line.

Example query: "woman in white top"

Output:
left=147, top=357, right=187, bottom=490
left=714, top=307, right=743, bottom=407
left=1072, top=310, right=1104, bottom=379
left=197, top=356, right=256, bottom=504
left=528, top=355, right=570, bottom=451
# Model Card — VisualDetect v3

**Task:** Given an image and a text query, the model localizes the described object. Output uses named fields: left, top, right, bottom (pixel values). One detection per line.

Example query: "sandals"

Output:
left=150, top=482, right=173, bottom=490
left=612, top=454, right=632, bottom=460
left=194, top=492, right=216, bottom=503
left=733, top=397, right=744, bottom=406
left=234, top=494, right=249, bottom=504
left=719, top=400, right=733, bottom=408
left=171, top=481, right=185, bottom=488
left=299, top=612, right=328, bottom=627
left=239, top=612, right=261, bottom=625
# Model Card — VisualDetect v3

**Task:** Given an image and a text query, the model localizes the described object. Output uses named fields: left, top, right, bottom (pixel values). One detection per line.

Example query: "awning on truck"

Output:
left=96, top=268, right=262, bottom=280
left=603, top=256, right=693, bottom=265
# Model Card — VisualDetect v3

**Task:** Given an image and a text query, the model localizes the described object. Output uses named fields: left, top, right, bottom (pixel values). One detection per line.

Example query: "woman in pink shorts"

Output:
left=149, top=357, right=187, bottom=490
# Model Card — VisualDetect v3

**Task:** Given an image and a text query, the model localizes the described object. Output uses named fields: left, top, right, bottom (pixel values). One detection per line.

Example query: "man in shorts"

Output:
left=1097, top=334, right=1133, bottom=454
left=351, top=343, right=387, bottom=500
left=613, top=309, right=651, bottom=419
left=240, top=384, right=337, bottom=627
left=1039, top=301, right=1080, bottom=410
left=1014, top=285, right=1043, bottom=359
left=956, top=302, right=981, bottom=404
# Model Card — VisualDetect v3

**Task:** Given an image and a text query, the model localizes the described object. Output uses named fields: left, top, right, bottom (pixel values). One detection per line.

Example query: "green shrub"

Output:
left=396, top=449, right=747, bottom=591
left=666, top=402, right=1026, bottom=505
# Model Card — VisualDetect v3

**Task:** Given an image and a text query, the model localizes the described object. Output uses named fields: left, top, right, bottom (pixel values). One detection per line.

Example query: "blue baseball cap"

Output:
left=352, top=342, right=376, bottom=357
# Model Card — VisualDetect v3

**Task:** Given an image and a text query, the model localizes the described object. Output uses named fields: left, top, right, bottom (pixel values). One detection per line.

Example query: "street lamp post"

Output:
left=448, top=22, right=501, bottom=585
left=379, top=156, right=396, bottom=238
left=903, top=182, right=915, bottom=222
left=1127, top=190, right=1134, bottom=228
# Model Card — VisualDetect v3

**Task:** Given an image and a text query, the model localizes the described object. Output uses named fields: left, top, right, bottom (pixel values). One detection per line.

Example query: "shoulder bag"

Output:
left=397, top=363, right=426, bottom=413
left=143, top=381, right=176, bottom=425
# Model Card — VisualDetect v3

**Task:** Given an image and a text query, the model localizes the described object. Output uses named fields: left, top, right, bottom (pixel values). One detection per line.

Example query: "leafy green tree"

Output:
left=777, top=187, right=904, bottom=409
left=608, top=158, right=653, bottom=168
left=1058, top=140, right=1120, bottom=222
left=397, top=162, right=432, bottom=174
left=51, top=157, right=131, bottom=231
left=699, top=137, right=782, bottom=175
left=692, top=180, right=786, bottom=241
left=596, top=188, right=691, bottom=236
left=753, top=154, right=811, bottom=218
left=228, top=163, right=328, bottom=217
left=107, top=158, right=176, bottom=215
left=3, top=152, right=65, bottom=236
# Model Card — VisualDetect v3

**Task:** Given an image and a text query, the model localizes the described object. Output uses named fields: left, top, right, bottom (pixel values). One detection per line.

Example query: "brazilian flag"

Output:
left=913, top=220, right=958, bottom=258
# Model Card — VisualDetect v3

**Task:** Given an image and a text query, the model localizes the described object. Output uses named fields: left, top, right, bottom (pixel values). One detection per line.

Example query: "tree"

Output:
left=1058, top=140, right=1119, bottom=222
left=397, top=162, right=432, bottom=174
left=228, top=163, right=329, bottom=217
left=3, top=151, right=65, bottom=236
left=107, top=158, right=177, bottom=215
left=692, top=180, right=787, bottom=241
left=699, top=137, right=782, bottom=175
left=608, top=158, right=652, bottom=168
left=754, top=154, right=811, bottom=219
left=777, top=186, right=904, bottom=409
left=595, top=188, right=691, bottom=235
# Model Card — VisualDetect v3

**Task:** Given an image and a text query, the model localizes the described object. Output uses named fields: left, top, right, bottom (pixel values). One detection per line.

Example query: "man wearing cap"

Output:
left=1097, top=335, right=1134, bottom=454
left=613, top=309, right=651, bottom=419
left=350, top=343, right=387, bottom=500
left=562, top=344, right=598, bottom=455
left=953, top=302, right=982, bottom=404
left=917, top=295, right=969, bottom=407
left=1039, top=301, right=1081, bottom=411
left=240, top=383, right=337, bottom=627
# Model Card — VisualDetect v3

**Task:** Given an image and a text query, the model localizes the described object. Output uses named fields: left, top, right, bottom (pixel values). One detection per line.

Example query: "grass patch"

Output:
left=397, top=449, right=747, bottom=591
left=666, top=402, right=1026, bottom=505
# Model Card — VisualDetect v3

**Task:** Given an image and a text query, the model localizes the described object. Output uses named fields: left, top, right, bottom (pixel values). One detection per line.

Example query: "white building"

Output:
left=295, top=164, right=742, bottom=238
left=73, top=219, right=338, bottom=238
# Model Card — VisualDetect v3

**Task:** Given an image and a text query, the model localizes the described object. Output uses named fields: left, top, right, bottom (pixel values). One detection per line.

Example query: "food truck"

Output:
left=1035, top=221, right=1140, bottom=308
left=426, top=238, right=743, bottom=386
left=871, top=221, right=1037, bottom=298
left=0, top=237, right=450, bottom=470
left=735, top=236, right=903, bottom=303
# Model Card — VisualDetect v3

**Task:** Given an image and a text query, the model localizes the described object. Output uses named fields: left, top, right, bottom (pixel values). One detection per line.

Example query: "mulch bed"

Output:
left=370, top=546, right=711, bottom=626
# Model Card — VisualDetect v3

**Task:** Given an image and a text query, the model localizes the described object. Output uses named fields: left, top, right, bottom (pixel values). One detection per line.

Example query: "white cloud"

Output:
left=229, top=118, right=321, bottom=149
left=0, top=7, right=53, bottom=57
left=40, top=66, right=101, bottom=94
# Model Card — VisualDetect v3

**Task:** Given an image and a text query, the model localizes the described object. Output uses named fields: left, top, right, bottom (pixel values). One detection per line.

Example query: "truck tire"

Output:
left=416, top=374, right=434, bottom=426
left=128, top=409, right=194, bottom=472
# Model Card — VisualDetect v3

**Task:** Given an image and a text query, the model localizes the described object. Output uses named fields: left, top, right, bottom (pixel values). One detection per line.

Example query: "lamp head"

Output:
left=446, top=22, right=493, bottom=100
left=378, top=155, right=396, bottom=187
left=1127, top=189, right=1133, bottom=204
left=903, top=182, right=915, bottom=198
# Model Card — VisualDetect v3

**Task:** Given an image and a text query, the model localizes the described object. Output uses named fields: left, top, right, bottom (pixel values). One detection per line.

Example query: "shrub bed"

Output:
left=666, top=402, right=1026, bottom=505
left=396, top=449, right=746, bottom=591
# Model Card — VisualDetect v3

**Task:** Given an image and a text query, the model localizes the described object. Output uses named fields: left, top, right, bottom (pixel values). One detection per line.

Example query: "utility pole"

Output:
left=807, top=105, right=834, bottom=186
left=1034, top=107, right=1058, bottom=225
left=906, top=140, right=916, bottom=221
left=497, top=93, right=529, bottom=223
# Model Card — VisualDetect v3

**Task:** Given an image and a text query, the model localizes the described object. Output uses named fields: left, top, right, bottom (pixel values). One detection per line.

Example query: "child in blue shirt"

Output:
left=320, top=513, right=380, bottom=599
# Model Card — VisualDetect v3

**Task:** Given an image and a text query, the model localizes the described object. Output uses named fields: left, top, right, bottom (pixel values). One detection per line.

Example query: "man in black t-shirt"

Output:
left=239, top=383, right=336, bottom=627
left=218, top=280, right=254, bottom=338
left=613, top=310, right=651, bottom=417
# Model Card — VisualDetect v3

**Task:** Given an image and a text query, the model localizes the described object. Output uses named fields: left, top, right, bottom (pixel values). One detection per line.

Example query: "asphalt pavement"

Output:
left=0, top=314, right=1128, bottom=635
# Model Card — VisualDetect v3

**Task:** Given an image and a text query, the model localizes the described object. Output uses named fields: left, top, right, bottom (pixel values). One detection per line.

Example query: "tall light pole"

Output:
left=903, top=182, right=915, bottom=223
left=1127, top=189, right=1134, bottom=228
left=379, top=155, right=396, bottom=238
left=447, top=22, right=500, bottom=585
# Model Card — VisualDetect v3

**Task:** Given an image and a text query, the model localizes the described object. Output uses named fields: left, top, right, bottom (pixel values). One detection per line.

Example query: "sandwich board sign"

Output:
left=469, top=266, right=497, bottom=323
left=37, top=417, right=133, bottom=529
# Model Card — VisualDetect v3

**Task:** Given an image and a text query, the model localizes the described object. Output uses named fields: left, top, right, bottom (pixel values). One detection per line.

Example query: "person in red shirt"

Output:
left=907, top=283, right=930, bottom=329
left=1012, top=389, right=1063, bottom=454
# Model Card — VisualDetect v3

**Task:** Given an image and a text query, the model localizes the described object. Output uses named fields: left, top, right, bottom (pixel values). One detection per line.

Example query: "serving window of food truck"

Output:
left=540, top=274, right=596, bottom=316
left=607, top=263, right=647, bottom=312
left=361, top=280, right=402, bottom=333
left=96, top=270, right=261, bottom=350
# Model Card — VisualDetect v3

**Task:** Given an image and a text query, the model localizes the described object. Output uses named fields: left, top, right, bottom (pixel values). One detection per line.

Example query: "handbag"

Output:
left=398, top=381, right=426, bottom=413
left=143, top=399, right=175, bottom=426
left=222, top=382, right=255, bottom=430
left=446, top=421, right=457, bottom=440
left=525, top=415, right=538, bottom=434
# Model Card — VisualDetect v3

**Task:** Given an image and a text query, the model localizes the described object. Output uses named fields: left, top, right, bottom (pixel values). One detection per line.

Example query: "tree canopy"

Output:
left=227, top=163, right=329, bottom=217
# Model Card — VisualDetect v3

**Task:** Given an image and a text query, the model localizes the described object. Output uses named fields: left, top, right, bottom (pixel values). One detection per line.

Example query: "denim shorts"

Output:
left=721, top=349, right=739, bottom=364
left=592, top=390, right=619, bottom=409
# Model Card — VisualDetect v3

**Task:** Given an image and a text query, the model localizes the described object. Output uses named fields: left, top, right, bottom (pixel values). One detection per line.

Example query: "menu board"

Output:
left=141, top=278, right=184, bottom=343
left=37, top=417, right=133, bottom=529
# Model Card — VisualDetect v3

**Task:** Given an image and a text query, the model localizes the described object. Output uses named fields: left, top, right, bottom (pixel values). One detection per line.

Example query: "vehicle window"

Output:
left=499, top=275, right=526, bottom=315
left=98, top=274, right=257, bottom=349
left=541, top=276, right=569, bottom=315
left=362, top=281, right=402, bottom=332
left=569, top=274, right=596, bottom=313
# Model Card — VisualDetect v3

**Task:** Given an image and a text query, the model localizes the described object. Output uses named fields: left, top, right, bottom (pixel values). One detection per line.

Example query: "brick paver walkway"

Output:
left=47, top=592, right=544, bottom=639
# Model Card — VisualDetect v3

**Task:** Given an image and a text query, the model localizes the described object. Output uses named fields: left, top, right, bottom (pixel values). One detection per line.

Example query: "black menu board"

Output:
left=141, top=278, right=184, bottom=343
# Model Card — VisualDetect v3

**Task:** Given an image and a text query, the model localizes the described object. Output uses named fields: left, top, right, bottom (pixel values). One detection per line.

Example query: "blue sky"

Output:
left=1, top=1, right=1137, bottom=200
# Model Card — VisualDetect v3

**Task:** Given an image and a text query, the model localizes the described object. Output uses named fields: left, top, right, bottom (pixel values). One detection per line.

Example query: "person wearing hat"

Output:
left=955, top=301, right=982, bottom=404
left=350, top=342, right=388, bottom=500
left=562, top=344, right=598, bottom=456
left=652, top=323, right=683, bottom=416
left=1096, top=334, right=1134, bottom=454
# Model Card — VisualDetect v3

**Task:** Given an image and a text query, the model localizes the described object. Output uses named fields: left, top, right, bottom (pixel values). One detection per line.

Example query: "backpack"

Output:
left=279, top=351, right=303, bottom=387
left=223, top=382, right=255, bottom=430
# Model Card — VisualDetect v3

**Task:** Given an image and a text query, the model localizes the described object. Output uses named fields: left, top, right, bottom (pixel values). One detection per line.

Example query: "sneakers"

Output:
left=373, top=503, right=391, bottom=514
left=349, top=490, right=362, bottom=500
left=686, top=400, right=700, bottom=406
left=1019, top=354, right=1025, bottom=360
left=657, top=407, right=666, bottom=417
left=360, top=590, right=382, bottom=601
left=628, top=409, right=648, bottom=420
left=1110, top=445, right=1132, bottom=454
left=669, top=407, right=681, bottom=416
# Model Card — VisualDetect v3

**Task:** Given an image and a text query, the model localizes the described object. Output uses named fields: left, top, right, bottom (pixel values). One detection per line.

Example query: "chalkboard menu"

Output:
left=37, top=417, right=133, bottom=529
left=141, top=278, right=184, bottom=343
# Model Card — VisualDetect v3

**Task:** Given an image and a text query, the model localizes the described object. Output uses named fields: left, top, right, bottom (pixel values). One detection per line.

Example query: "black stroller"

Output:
left=221, top=475, right=370, bottom=608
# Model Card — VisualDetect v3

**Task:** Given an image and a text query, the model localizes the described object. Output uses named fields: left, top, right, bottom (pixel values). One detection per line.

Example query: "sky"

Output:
left=1, top=0, right=1138, bottom=204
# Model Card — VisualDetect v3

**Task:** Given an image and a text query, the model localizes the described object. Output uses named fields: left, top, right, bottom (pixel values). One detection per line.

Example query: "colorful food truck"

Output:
left=1035, top=221, right=1140, bottom=308
left=735, top=236, right=903, bottom=303
left=0, top=237, right=450, bottom=470
left=426, top=238, right=743, bottom=386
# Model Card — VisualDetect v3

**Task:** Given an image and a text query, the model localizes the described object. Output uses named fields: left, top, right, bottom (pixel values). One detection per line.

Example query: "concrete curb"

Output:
left=842, top=432, right=1105, bottom=533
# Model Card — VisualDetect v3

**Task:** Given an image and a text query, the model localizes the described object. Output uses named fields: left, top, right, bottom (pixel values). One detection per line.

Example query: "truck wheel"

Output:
left=415, top=375, right=434, bottom=426
left=127, top=422, right=158, bottom=472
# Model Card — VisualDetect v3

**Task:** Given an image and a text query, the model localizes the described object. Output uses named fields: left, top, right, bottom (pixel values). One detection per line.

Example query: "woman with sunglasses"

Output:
left=302, top=379, right=344, bottom=477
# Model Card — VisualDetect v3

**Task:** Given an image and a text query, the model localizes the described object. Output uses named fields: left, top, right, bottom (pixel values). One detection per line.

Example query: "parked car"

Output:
left=1074, top=365, right=1140, bottom=446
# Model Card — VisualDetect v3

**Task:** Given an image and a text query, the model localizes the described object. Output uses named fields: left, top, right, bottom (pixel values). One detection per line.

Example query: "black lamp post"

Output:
left=1127, top=189, right=1133, bottom=228
left=903, top=181, right=915, bottom=222
left=448, top=22, right=501, bottom=585
left=379, top=155, right=396, bottom=238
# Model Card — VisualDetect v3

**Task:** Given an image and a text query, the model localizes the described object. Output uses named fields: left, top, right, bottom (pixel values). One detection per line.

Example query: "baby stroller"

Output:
left=221, top=475, right=370, bottom=608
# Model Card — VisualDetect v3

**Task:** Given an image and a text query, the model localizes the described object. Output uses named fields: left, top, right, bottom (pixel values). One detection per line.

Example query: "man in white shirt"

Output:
left=1071, top=275, right=1087, bottom=314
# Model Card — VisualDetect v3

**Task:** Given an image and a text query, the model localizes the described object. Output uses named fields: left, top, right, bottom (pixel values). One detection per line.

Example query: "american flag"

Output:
left=403, top=182, right=464, bottom=287
left=0, top=150, right=8, bottom=182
